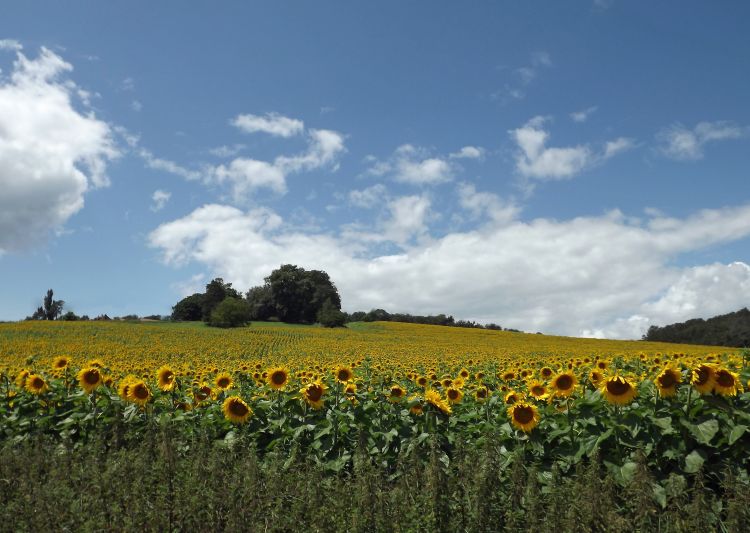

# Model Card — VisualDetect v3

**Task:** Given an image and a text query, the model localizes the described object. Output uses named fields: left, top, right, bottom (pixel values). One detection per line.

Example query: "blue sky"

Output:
left=1, top=1, right=749, bottom=338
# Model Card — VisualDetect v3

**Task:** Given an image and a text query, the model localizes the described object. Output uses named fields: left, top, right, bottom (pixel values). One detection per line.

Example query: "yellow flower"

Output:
left=504, top=391, right=520, bottom=405
left=266, top=367, right=289, bottom=391
left=474, top=386, right=489, bottom=402
left=446, top=386, right=463, bottom=404
left=550, top=372, right=578, bottom=398
left=52, top=356, right=70, bottom=371
left=214, top=372, right=233, bottom=391
left=691, top=364, right=715, bottom=395
left=527, top=380, right=549, bottom=400
left=388, top=384, right=406, bottom=403
left=222, top=396, right=253, bottom=424
left=157, top=365, right=177, bottom=392
left=25, top=374, right=48, bottom=395
left=654, top=367, right=681, bottom=398
left=127, top=380, right=152, bottom=406
left=600, top=375, right=637, bottom=406
left=507, top=402, right=540, bottom=433
left=300, top=381, right=327, bottom=410
left=425, top=389, right=451, bottom=415
left=77, top=367, right=103, bottom=394
left=408, top=395, right=424, bottom=415
left=713, top=368, right=743, bottom=396
left=334, top=365, right=353, bottom=383
left=118, top=375, right=137, bottom=400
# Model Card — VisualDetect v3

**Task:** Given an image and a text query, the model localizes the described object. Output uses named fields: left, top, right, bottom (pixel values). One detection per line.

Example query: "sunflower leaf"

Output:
left=690, top=419, right=719, bottom=446
left=728, top=424, right=747, bottom=445
left=684, top=449, right=706, bottom=473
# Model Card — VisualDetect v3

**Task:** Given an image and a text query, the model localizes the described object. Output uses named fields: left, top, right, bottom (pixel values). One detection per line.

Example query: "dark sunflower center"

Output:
left=271, top=371, right=287, bottom=385
left=477, top=389, right=487, bottom=398
left=514, top=406, right=534, bottom=424
left=606, top=378, right=631, bottom=396
left=555, top=375, right=573, bottom=390
left=162, top=372, right=174, bottom=383
left=447, top=389, right=459, bottom=400
left=217, top=378, right=230, bottom=388
left=56, top=360, right=68, bottom=368
left=658, top=372, right=677, bottom=388
left=716, top=371, right=735, bottom=388
left=531, top=385, right=545, bottom=396
left=504, top=373, right=515, bottom=380
left=31, top=377, right=44, bottom=389
left=337, top=370, right=351, bottom=381
left=695, top=367, right=710, bottom=385
left=306, top=385, right=323, bottom=402
left=229, top=400, right=248, bottom=417
left=133, top=384, right=149, bottom=399
left=541, top=368, right=552, bottom=378
left=84, top=370, right=100, bottom=385
left=391, top=387, right=403, bottom=397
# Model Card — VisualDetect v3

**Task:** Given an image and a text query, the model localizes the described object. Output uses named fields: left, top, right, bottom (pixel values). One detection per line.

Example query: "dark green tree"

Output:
left=245, top=285, right=276, bottom=321
left=202, top=278, right=240, bottom=322
left=30, top=289, right=65, bottom=320
left=171, top=293, right=206, bottom=321
left=208, top=297, right=251, bottom=328
left=317, top=299, right=346, bottom=328
left=264, top=264, right=342, bottom=323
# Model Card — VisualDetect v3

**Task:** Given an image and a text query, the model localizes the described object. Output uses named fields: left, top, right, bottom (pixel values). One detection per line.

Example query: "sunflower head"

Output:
left=408, top=395, right=424, bottom=415
left=474, top=386, right=489, bottom=402
left=214, top=372, right=233, bottom=391
left=416, top=375, right=428, bottom=387
left=540, top=366, right=554, bottom=379
left=52, top=356, right=70, bottom=371
left=388, top=384, right=406, bottom=403
left=300, top=381, right=327, bottom=410
left=128, top=380, right=152, bottom=406
left=655, top=367, right=681, bottom=398
left=157, top=365, right=177, bottom=392
left=334, top=365, right=353, bottom=384
left=527, top=380, right=549, bottom=400
left=588, top=370, right=604, bottom=387
left=222, top=396, right=253, bottom=424
left=118, top=375, right=137, bottom=400
left=691, top=364, right=715, bottom=395
left=194, top=383, right=213, bottom=404
left=446, top=386, right=463, bottom=405
left=600, top=375, right=637, bottom=406
left=266, top=367, right=290, bottom=391
left=504, top=391, right=520, bottom=405
left=344, top=382, right=358, bottom=395
left=15, top=369, right=30, bottom=389
left=507, top=402, right=540, bottom=433
left=77, top=367, right=103, bottom=394
left=25, top=374, right=48, bottom=395
left=550, top=372, right=578, bottom=398
left=713, top=368, right=743, bottom=396
left=425, top=389, right=452, bottom=415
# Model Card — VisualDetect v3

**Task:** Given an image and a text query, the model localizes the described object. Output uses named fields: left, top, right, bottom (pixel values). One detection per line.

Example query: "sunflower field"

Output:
left=2, top=320, right=750, bottom=531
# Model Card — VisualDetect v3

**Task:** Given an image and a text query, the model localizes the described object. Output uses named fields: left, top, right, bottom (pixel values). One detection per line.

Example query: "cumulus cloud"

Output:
left=0, top=46, right=118, bottom=253
left=457, top=183, right=519, bottom=224
left=148, top=199, right=750, bottom=339
left=0, top=39, right=22, bottom=51
left=510, top=116, right=633, bottom=181
left=657, top=121, right=744, bottom=160
left=150, top=190, right=171, bottom=212
left=348, top=184, right=388, bottom=209
left=367, top=144, right=454, bottom=185
left=494, top=51, right=552, bottom=103
left=213, top=158, right=287, bottom=199
left=450, top=146, right=484, bottom=159
left=231, top=112, right=304, bottom=138
left=570, top=106, right=598, bottom=123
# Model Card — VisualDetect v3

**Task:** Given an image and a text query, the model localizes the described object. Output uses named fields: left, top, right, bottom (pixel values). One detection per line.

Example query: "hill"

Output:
left=643, top=308, right=750, bottom=348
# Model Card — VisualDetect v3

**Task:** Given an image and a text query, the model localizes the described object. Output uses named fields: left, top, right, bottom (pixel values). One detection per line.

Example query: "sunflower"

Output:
left=157, top=365, right=177, bottom=392
left=474, top=386, right=489, bottom=402
left=334, top=365, right=354, bottom=383
left=52, top=356, right=70, bottom=371
left=388, top=384, right=406, bottom=403
left=459, top=368, right=470, bottom=379
left=507, top=402, right=540, bottom=433
left=128, top=380, right=152, bottom=406
left=214, top=372, right=234, bottom=391
left=416, top=375, right=428, bottom=388
left=691, top=364, right=715, bottom=395
left=425, top=389, right=452, bottom=415
left=266, top=367, right=289, bottom=391
left=300, top=381, right=327, bottom=410
left=527, top=380, right=549, bottom=400
left=540, top=367, right=554, bottom=379
left=504, top=391, right=520, bottom=405
left=655, top=367, right=681, bottom=398
left=222, top=396, right=253, bottom=424
left=446, top=386, right=463, bottom=404
left=588, top=370, right=604, bottom=387
left=15, top=369, right=30, bottom=389
left=550, top=372, right=578, bottom=398
left=25, top=374, right=48, bottom=395
left=344, top=382, right=358, bottom=395
left=713, top=368, right=743, bottom=396
left=501, top=370, right=516, bottom=381
left=408, top=395, right=424, bottom=415
left=118, top=375, right=137, bottom=400
left=77, top=367, right=103, bottom=394
left=193, top=383, right=213, bottom=404
left=600, top=375, right=637, bottom=406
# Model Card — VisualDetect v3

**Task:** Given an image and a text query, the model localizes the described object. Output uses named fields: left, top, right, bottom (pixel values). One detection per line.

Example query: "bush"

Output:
left=317, top=299, right=346, bottom=328
left=208, top=297, right=251, bottom=328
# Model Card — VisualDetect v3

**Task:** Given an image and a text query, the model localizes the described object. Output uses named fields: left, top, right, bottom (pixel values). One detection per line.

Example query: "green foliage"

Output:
left=644, top=307, right=750, bottom=347
left=202, top=278, right=241, bottom=322
left=207, top=297, right=251, bottom=328
left=171, top=293, right=205, bottom=321
left=245, top=285, right=275, bottom=321
left=317, top=298, right=346, bottom=327
left=28, top=289, right=64, bottom=320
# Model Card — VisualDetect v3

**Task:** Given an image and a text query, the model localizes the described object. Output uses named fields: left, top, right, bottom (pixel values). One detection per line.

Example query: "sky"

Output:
left=1, top=1, right=749, bottom=338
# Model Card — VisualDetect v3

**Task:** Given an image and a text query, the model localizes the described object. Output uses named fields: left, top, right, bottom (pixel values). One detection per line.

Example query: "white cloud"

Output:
left=231, top=112, right=304, bottom=138
left=275, top=129, right=345, bottom=173
left=120, top=77, right=135, bottom=91
left=213, top=158, right=287, bottom=200
left=0, top=39, right=22, bottom=51
left=657, top=121, right=743, bottom=160
left=570, top=106, right=598, bottom=123
left=171, top=273, right=206, bottom=298
left=0, top=46, right=118, bottom=253
left=450, top=146, right=484, bottom=159
left=149, top=200, right=750, bottom=339
left=150, top=189, right=171, bottom=212
left=510, top=116, right=633, bottom=181
left=494, top=51, right=552, bottom=103
left=139, top=149, right=202, bottom=181
left=131, top=99, right=142, bottom=112
left=209, top=144, right=245, bottom=157
left=349, top=184, right=388, bottom=209
left=368, top=144, right=453, bottom=185
left=381, top=195, right=432, bottom=244
left=457, top=183, right=519, bottom=224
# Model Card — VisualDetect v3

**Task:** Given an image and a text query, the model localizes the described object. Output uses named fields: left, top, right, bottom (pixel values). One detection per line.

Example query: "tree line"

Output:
left=642, top=308, right=750, bottom=348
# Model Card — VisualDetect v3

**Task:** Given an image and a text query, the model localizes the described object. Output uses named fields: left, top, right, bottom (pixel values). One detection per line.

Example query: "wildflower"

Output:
left=222, top=396, right=253, bottom=424
left=508, top=402, right=540, bottom=433
left=266, top=367, right=290, bottom=391
left=77, top=367, right=103, bottom=394
left=600, top=375, right=637, bottom=406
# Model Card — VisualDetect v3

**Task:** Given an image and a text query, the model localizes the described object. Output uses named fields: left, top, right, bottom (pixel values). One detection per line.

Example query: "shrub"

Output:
left=208, top=297, right=251, bottom=328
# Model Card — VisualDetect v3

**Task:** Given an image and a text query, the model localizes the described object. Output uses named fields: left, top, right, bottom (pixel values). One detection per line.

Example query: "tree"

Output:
left=171, top=293, right=206, bottom=321
left=208, top=297, right=251, bottom=328
left=317, top=299, right=346, bottom=328
left=202, top=278, right=240, bottom=322
left=30, top=289, right=64, bottom=320
left=264, top=264, right=342, bottom=324
left=245, top=285, right=276, bottom=321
